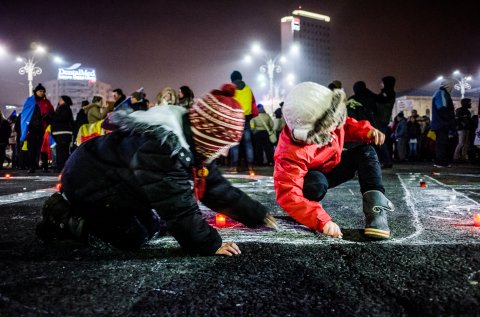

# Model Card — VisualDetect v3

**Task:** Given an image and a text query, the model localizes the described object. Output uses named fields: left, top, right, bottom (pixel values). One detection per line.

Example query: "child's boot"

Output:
left=363, top=190, right=392, bottom=239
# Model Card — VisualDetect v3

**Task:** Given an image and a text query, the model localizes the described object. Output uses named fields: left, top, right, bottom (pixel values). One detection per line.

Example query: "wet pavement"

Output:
left=0, top=162, right=479, bottom=316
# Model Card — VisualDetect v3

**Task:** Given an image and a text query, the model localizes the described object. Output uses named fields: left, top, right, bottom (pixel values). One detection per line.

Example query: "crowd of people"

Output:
left=1, top=75, right=479, bottom=174
left=15, top=71, right=477, bottom=257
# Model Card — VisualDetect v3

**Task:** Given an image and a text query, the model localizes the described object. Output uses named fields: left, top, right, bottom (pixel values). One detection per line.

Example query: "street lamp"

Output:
left=16, top=44, right=46, bottom=96
left=244, top=43, right=293, bottom=113
left=452, top=70, right=472, bottom=99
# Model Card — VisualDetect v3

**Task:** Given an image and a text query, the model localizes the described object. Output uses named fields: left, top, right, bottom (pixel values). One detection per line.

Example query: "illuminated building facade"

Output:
left=43, top=64, right=112, bottom=115
left=281, top=10, right=331, bottom=85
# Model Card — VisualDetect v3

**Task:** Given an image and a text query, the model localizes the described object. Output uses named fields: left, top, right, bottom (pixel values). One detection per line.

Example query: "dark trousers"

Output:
left=303, top=144, right=385, bottom=201
left=0, top=143, right=6, bottom=169
left=434, top=128, right=451, bottom=166
left=377, top=124, right=393, bottom=165
left=253, top=131, right=274, bottom=165
left=27, top=134, right=43, bottom=170
left=53, top=134, right=72, bottom=171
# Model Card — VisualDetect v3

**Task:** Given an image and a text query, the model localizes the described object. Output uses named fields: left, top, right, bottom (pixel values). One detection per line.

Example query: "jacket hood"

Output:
left=110, top=105, right=190, bottom=151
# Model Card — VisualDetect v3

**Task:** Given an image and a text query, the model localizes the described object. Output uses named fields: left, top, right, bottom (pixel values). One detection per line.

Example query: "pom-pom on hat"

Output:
left=33, top=83, right=46, bottom=92
left=283, top=82, right=347, bottom=145
left=189, top=83, right=245, bottom=163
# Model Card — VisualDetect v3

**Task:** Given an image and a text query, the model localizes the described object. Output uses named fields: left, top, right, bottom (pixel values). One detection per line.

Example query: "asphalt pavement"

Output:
left=1, top=162, right=480, bottom=316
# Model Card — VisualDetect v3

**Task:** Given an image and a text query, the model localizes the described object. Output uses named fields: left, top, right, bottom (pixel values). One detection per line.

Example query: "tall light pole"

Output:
left=452, top=70, right=472, bottom=99
left=244, top=43, right=297, bottom=113
left=16, top=44, right=46, bottom=96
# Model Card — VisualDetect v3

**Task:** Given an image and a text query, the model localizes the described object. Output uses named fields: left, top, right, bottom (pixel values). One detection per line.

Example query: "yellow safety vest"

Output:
left=234, top=85, right=253, bottom=116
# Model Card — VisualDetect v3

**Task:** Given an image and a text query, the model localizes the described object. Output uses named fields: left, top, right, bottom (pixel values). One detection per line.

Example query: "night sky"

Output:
left=1, top=0, right=479, bottom=106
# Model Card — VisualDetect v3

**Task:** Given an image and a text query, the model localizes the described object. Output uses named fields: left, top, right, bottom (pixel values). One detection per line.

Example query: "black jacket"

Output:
left=51, top=104, right=74, bottom=134
left=61, top=107, right=268, bottom=254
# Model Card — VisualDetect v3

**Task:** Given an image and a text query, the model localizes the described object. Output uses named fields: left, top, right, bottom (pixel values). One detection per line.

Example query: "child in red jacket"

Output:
left=274, top=82, right=393, bottom=239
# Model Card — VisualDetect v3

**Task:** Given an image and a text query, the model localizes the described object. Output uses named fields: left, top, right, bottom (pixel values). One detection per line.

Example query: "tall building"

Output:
left=43, top=64, right=112, bottom=115
left=281, top=9, right=331, bottom=85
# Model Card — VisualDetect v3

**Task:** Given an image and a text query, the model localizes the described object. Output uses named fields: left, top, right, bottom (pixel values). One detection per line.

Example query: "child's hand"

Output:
left=367, top=129, right=385, bottom=145
left=215, top=242, right=241, bottom=256
left=322, top=221, right=343, bottom=238
left=264, top=213, right=278, bottom=230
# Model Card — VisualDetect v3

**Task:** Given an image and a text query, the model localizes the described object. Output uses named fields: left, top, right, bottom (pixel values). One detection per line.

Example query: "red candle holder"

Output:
left=419, top=181, right=427, bottom=188
left=215, top=214, right=226, bottom=227
left=474, top=213, right=480, bottom=227
left=5, top=173, right=11, bottom=179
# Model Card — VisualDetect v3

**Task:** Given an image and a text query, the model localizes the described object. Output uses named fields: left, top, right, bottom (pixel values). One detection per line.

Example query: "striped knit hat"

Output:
left=189, top=84, right=245, bottom=164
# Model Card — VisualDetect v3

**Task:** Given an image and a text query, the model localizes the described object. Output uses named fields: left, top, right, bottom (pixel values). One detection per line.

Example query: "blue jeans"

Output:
left=303, top=144, right=385, bottom=201
left=229, top=119, right=254, bottom=166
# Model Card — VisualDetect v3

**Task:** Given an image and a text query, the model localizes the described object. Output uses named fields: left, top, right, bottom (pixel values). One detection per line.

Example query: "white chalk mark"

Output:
left=0, top=187, right=56, bottom=205
left=391, top=174, right=424, bottom=243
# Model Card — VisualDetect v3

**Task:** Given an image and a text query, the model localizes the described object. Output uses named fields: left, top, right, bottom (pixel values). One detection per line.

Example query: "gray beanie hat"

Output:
left=283, top=82, right=347, bottom=145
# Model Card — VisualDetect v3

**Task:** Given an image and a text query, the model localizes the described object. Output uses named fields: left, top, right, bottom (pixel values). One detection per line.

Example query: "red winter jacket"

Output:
left=273, top=117, right=374, bottom=232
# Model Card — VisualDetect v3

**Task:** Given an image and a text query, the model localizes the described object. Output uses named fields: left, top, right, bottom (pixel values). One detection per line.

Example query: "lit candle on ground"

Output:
left=474, top=213, right=480, bottom=227
left=216, top=214, right=226, bottom=227
left=419, top=181, right=427, bottom=188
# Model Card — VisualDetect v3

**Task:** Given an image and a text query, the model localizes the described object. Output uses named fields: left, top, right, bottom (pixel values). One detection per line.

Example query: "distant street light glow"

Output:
left=53, top=56, right=64, bottom=64
left=0, top=44, right=7, bottom=57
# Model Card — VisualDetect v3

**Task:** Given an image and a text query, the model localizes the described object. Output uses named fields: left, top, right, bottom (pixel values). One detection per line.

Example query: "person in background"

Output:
left=155, top=87, right=177, bottom=106
left=178, top=86, right=195, bottom=109
left=112, top=88, right=127, bottom=109
left=84, top=96, right=106, bottom=124
left=374, top=76, right=396, bottom=169
left=7, top=112, right=17, bottom=168
left=273, top=101, right=286, bottom=142
left=36, top=83, right=277, bottom=255
left=20, top=83, right=55, bottom=173
left=228, top=70, right=258, bottom=174
left=0, top=112, right=12, bottom=169
left=394, top=112, right=408, bottom=162
left=274, top=82, right=392, bottom=240
left=327, top=80, right=342, bottom=91
left=347, top=81, right=376, bottom=126
left=251, top=104, right=275, bottom=166
left=407, top=113, right=421, bottom=161
left=431, top=78, right=456, bottom=168
left=130, top=91, right=148, bottom=111
left=453, top=98, right=473, bottom=162
left=51, top=95, right=74, bottom=172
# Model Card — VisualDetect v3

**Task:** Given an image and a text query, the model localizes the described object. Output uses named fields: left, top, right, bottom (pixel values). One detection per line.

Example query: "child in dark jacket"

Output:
left=36, top=84, right=277, bottom=256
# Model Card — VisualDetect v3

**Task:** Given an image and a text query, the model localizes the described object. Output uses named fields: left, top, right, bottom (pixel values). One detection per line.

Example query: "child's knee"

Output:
left=303, top=170, right=328, bottom=201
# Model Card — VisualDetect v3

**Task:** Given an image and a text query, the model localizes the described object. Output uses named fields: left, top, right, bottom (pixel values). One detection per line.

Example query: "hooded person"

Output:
left=274, top=82, right=393, bottom=240
left=36, top=83, right=277, bottom=256
left=431, top=78, right=456, bottom=167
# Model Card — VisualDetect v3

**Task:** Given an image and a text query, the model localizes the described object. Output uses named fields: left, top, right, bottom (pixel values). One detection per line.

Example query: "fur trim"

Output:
left=109, top=107, right=187, bottom=156
left=306, top=89, right=347, bottom=146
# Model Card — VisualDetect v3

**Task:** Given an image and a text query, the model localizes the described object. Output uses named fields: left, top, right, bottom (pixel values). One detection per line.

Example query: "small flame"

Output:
left=215, top=214, right=226, bottom=227
left=5, top=173, right=11, bottom=179
left=474, top=213, right=480, bottom=227
left=56, top=183, right=62, bottom=190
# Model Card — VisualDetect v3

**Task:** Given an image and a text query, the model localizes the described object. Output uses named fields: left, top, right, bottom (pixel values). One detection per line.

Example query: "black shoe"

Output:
left=363, top=190, right=392, bottom=239
left=36, top=193, right=82, bottom=242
